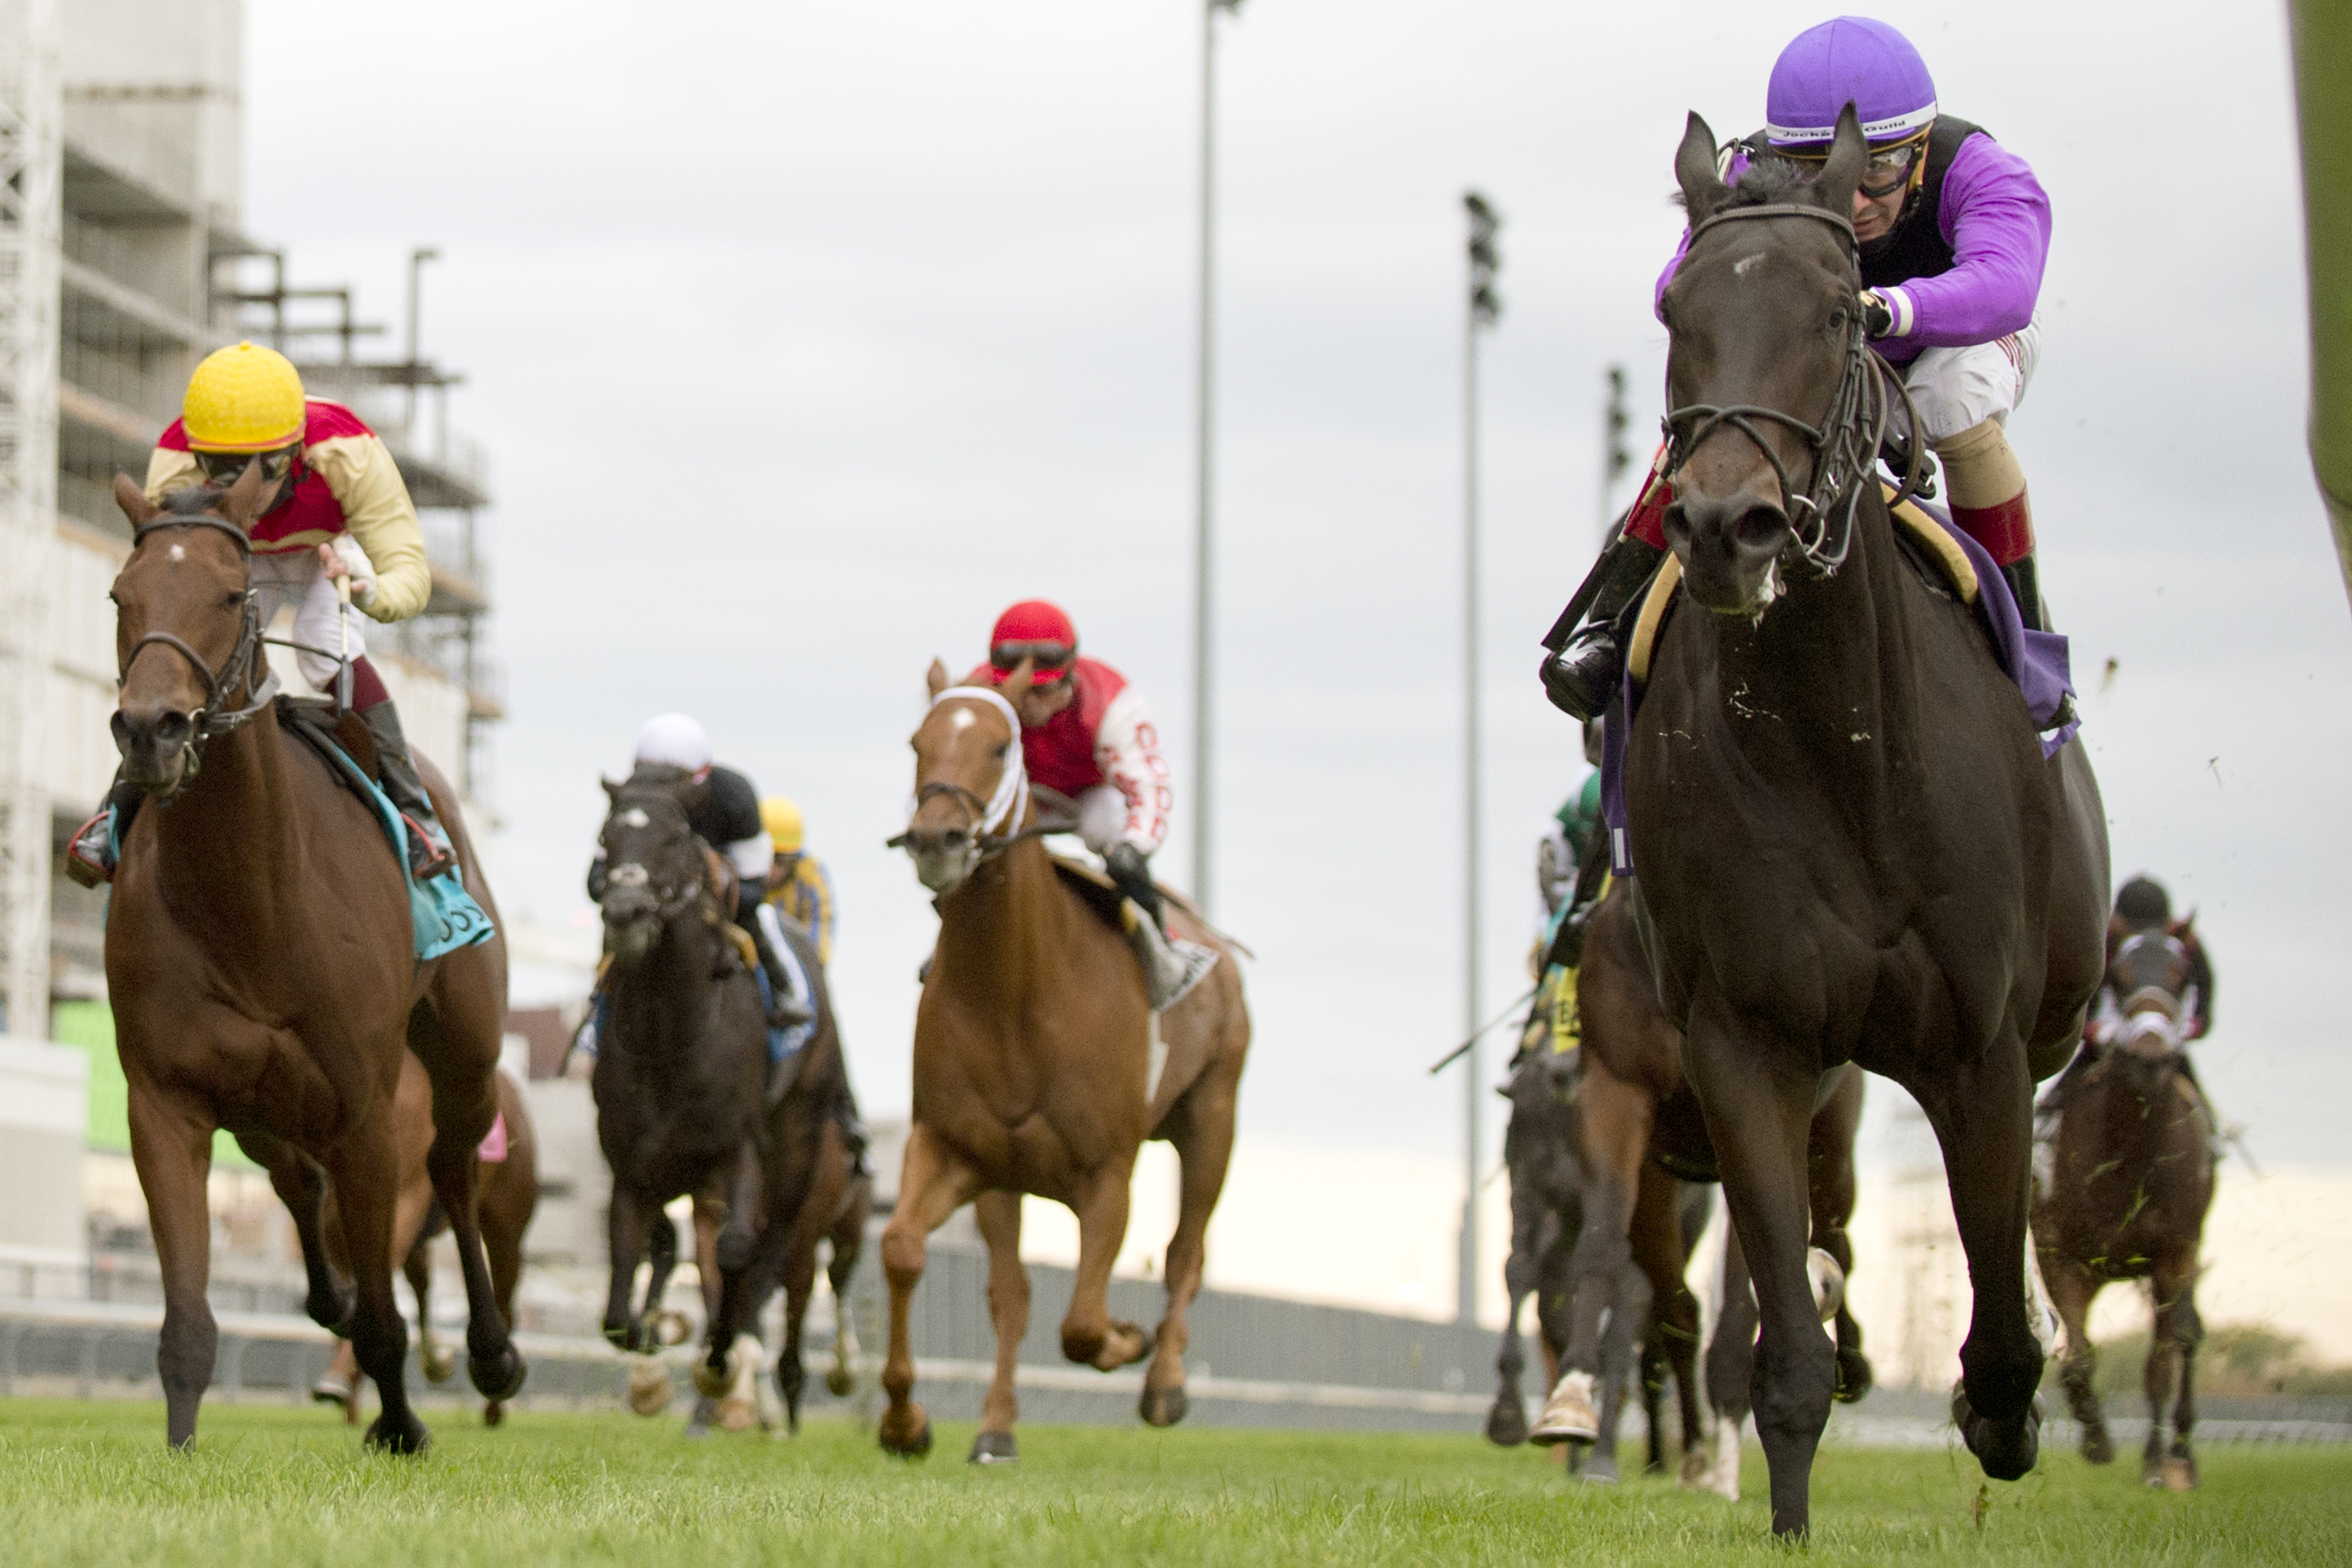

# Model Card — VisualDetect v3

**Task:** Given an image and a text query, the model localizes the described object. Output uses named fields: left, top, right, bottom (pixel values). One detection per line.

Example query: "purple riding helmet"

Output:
left=1765, top=16, right=1936, bottom=152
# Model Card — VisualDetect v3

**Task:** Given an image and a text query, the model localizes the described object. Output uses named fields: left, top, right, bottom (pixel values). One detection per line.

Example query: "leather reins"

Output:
left=118, top=513, right=283, bottom=801
left=1663, top=201, right=1927, bottom=577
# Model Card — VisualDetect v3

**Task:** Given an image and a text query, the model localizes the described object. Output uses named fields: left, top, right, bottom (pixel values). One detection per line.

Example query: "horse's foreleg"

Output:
left=407, top=1233, right=457, bottom=1384
left=696, top=1151, right=763, bottom=1397
left=2148, top=1250, right=2202, bottom=1490
left=1699, top=1217, right=1759, bottom=1498
left=1917, top=1045, right=2045, bottom=1484
left=1629, top=1163, right=1703, bottom=1474
left=127, top=1080, right=219, bottom=1448
left=1061, top=1153, right=1145, bottom=1372
left=970, top=1190, right=1029, bottom=1462
left=1147, top=1063, right=1240, bottom=1426
left=1586, top=1264, right=1646, bottom=1483
left=1539, top=1063, right=1649, bottom=1443
left=603, top=1185, right=659, bottom=1350
left=1685, top=1009, right=1832, bottom=1540
left=2042, top=1252, right=2109, bottom=1463
left=1810, top=1067, right=1872, bottom=1402
left=825, top=1176, right=870, bottom=1397
left=325, top=1120, right=428, bottom=1454
left=877, top=1124, right=979, bottom=1458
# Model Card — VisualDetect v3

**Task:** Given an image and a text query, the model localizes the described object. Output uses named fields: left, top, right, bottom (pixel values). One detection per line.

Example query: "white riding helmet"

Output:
left=634, top=712, right=712, bottom=772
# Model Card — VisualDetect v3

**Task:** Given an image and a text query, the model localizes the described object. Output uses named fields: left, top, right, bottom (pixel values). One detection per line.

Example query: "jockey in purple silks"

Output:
left=1541, top=16, right=2057, bottom=722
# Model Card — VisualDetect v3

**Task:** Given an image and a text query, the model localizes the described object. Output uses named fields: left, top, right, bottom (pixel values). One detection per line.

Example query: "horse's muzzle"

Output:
left=1667, top=491, right=1791, bottom=617
left=111, top=704, right=193, bottom=792
left=902, top=826, right=976, bottom=896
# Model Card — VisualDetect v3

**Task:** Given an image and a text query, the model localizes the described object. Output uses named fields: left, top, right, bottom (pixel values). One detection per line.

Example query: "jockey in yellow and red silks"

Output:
left=67, top=341, right=456, bottom=886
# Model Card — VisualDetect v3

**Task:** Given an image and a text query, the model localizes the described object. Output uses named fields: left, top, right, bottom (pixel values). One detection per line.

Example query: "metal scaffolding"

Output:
left=0, top=0, right=60, bottom=1040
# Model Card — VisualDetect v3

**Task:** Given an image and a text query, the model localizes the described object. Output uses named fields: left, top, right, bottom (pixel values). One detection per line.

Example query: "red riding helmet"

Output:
left=988, top=600, right=1078, bottom=685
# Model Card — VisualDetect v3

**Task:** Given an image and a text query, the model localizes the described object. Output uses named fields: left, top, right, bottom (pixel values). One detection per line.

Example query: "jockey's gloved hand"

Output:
left=1858, top=289, right=1895, bottom=340
left=1106, top=841, right=1166, bottom=929
left=587, top=853, right=609, bottom=904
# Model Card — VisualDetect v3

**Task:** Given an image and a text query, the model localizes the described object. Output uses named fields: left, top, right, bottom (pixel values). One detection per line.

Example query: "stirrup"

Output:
left=400, top=813, right=457, bottom=879
left=1539, top=625, right=1624, bottom=723
left=64, top=809, right=117, bottom=889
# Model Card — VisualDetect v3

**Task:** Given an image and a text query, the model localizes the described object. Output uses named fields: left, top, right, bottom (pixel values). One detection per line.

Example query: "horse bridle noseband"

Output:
left=118, top=513, right=284, bottom=801
left=886, top=779, right=1073, bottom=861
left=1662, top=202, right=1927, bottom=578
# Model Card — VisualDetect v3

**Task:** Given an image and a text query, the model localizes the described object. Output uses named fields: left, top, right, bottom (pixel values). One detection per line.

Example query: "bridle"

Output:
left=1662, top=201, right=1927, bottom=578
left=2108, top=930, right=2195, bottom=1049
left=598, top=797, right=717, bottom=930
left=887, top=686, right=1072, bottom=861
left=117, top=512, right=282, bottom=802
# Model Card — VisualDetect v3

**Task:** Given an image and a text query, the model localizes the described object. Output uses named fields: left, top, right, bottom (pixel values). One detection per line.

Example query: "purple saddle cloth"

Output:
left=1600, top=496, right=2078, bottom=877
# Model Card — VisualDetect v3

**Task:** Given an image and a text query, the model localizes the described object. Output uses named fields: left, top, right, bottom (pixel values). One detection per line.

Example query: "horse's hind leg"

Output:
left=1810, top=1067, right=1872, bottom=1402
left=1543, top=1060, right=1651, bottom=1443
left=2148, top=1253, right=2202, bottom=1490
left=408, top=992, right=526, bottom=1403
left=127, top=1080, right=220, bottom=1448
left=1629, top=1162, right=1703, bottom=1476
left=825, top=1175, right=870, bottom=1397
left=1701, top=1220, right=1759, bottom=1498
left=239, top=1130, right=351, bottom=1334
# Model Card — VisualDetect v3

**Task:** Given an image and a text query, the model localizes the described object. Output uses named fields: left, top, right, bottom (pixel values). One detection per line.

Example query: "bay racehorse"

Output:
left=104, top=468, right=523, bottom=1450
left=879, top=661, right=1251, bottom=1463
left=1620, top=110, right=2109, bottom=1535
left=2032, top=918, right=2215, bottom=1488
left=1536, top=879, right=1867, bottom=1488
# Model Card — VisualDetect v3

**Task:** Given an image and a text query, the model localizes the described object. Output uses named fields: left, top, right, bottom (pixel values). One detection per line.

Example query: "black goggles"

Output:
left=193, top=448, right=297, bottom=485
left=990, top=640, right=1074, bottom=674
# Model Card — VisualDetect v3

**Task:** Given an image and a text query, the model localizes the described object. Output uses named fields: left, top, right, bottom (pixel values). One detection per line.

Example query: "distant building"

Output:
left=0, top=0, right=498, bottom=1038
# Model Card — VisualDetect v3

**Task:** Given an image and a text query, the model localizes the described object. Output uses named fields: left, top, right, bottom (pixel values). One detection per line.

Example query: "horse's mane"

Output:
left=1673, top=152, right=1821, bottom=214
left=158, top=482, right=225, bottom=517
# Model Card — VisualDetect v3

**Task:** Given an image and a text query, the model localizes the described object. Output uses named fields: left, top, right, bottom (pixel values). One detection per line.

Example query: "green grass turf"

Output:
left=0, top=1399, right=2344, bottom=1566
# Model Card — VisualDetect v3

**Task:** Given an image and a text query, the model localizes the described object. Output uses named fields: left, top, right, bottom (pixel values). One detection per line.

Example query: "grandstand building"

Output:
left=0, top=0, right=498, bottom=1046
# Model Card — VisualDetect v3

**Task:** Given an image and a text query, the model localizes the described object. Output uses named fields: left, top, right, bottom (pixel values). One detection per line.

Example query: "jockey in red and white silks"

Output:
left=964, top=598, right=1175, bottom=928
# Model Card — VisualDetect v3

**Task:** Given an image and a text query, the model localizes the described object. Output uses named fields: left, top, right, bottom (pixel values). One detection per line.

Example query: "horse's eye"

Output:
left=221, top=591, right=242, bottom=609
left=1828, top=306, right=1849, bottom=331
left=994, top=743, right=1009, bottom=760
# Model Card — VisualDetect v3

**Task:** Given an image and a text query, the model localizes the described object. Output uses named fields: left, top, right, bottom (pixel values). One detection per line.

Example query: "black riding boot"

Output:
left=2001, top=553, right=2078, bottom=728
left=1538, top=536, right=1667, bottom=722
left=63, top=772, right=146, bottom=889
left=1105, top=842, right=1165, bottom=932
left=357, top=701, right=457, bottom=879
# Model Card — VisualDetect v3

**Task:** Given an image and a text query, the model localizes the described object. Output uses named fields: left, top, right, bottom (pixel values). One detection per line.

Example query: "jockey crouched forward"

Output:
left=578, top=715, right=816, bottom=1097
left=964, top=600, right=1213, bottom=1009
left=2038, top=874, right=2217, bottom=1127
left=69, top=342, right=456, bottom=886
left=1541, top=16, right=2063, bottom=722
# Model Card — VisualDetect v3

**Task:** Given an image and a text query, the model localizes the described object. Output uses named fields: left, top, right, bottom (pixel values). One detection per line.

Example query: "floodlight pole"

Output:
left=404, top=246, right=439, bottom=438
left=1193, top=0, right=1242, bottom=917
left=1458, top=190, right=1501, bottom=1328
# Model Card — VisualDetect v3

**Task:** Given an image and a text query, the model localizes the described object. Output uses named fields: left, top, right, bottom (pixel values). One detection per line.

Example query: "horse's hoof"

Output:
left=684, top=1396, right=717, bottom=1439
left=1485, top=1396, right=1529, bottom=1447
left=1582, top=1460, right=1619, bottom=1485
left=310, top=1370, right=356, bottom=1411
left=1807, top=1247, right=1846, bottom=1322
left=879, top=1405, right=933, bottom=1459
left=1834, top=1347, right=1874, bottom=1404
left=1953, top=1386, right=2041, bottom=1482
left=717, top=1394, right=759, bottom=1433
left=468, top=1345, right=527, bottom=1403
left=1139, top=1383, right=1188, bottom=1429
left=2157, top=1454, right=2197, bottom=1492
left=483, top=1401, right=506, bottom=1429
left=421, top=1345, right=459, bottom=1384
left=693, top=1359, right=732, bottom=1401
left=1528, top=1371, right=1599, bottom=1446
left=968, top=1429, right=1019, bottom=1465
left=627, top=1357, right=675, bottom=1417
left=2080, top=1424, right=2114, bottom=1465
left=825, top=1365, right=855, bottom=1399
left=1678, top=1446, right=1711, bottom=1488
left=363, top=1413, right=431, bottom=1456
left=652, top=1310, right=694, bottom=1347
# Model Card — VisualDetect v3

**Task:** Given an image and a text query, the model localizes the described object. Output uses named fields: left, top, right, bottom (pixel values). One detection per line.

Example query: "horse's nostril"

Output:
left=1734, top=506, right=1789, bottom=552
left=943, top=830, right=968, bottom=850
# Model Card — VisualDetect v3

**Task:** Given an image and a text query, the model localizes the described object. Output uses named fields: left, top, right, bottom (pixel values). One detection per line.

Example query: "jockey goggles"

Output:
left=194, top=446, right=297, bottom=486
left=990, top=640, right=1075, bottom=679
left=1784, top=132, right=1927, bottom=200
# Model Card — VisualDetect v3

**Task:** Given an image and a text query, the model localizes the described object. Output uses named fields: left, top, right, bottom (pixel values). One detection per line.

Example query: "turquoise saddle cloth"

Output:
left=291, top=717, right=495, bottom=962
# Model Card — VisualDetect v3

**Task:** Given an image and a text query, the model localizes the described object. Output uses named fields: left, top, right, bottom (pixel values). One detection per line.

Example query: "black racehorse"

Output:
left=1617, top=108, right=2109, bottom=1537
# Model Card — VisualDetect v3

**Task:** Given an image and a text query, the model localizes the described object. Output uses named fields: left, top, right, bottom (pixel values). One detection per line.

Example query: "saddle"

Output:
left=1047, top=855, right=1222, bottom=1011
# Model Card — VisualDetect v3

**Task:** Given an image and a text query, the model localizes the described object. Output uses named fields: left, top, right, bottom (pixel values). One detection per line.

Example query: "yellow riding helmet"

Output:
left=182, top=342, right=308, bottom=453
left=760, top=796, right=804, bottom=855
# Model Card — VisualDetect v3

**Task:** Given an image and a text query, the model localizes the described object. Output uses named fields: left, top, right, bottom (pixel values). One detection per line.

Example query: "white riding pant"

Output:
left=250, top=547, right=367, bottom=694
left=1901, top=314, right=2042, bottom=442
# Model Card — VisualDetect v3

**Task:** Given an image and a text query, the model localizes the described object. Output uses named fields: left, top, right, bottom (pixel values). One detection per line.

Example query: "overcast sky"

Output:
left=244, top=0, right=2347, bottom=1185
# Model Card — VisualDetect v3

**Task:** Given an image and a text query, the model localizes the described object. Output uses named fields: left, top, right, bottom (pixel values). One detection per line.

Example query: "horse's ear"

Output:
left=1674, top=112, right=1729, bottom=227
left=114, top=473, right=159, bottom=528
left=1810, top=103, right=1867, bottom=214
left=601, top=775, right=622, bottom=800
left=925, top=658, right=950, bottom=700
left=218, top=458, right=267, bottom=531
left=2172, top=911, right=2197, bottom=940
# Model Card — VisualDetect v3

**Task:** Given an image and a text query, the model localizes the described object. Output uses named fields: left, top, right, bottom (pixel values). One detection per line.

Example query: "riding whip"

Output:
left=1426, top=984, right=1537, bottom=1075
left=335, top=574, right=353, bottom=712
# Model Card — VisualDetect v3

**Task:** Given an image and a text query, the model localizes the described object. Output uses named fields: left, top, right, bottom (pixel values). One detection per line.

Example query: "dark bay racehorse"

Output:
left=879, top=661, right=1252, bottom=1462
left=104, top=470, right=523, bottom=1450
left=2033, top=919, right=2215, bottom=1488
left=1620, top=111, right=2109, bottom=1535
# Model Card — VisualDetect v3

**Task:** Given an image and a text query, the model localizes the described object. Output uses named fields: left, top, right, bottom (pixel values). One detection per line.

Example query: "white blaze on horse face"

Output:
left=1733, top=252, right=1767, bottom=278
left=619, top=807, right=650, bottom=828
left=168, top=544, right=186, bottom=563
left=947, top=707, right=975, bottom=734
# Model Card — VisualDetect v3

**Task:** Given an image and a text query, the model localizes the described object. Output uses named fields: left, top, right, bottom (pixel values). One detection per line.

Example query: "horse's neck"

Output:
left=615, top=910, right=719, bottom=1055
left=149, top=710, right=302, bottom=941
left=934, top=839, right=1062, bottom=1006
left=1716, top=496, right=1925, bottom=774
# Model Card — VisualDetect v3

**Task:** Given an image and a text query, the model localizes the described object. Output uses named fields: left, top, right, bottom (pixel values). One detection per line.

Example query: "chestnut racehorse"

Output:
left=103, top=470, right=523, bottom=1450
left=879, top=661, right=1251, bottom=1462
